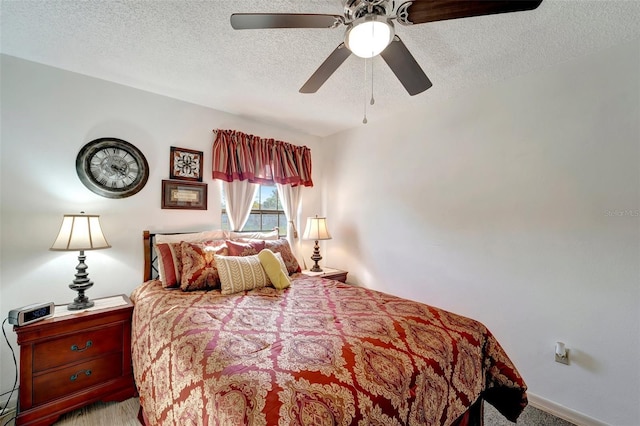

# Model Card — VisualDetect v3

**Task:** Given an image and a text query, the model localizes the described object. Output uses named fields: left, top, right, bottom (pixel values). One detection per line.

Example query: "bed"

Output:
left=131, top=230, right=527, bottom=425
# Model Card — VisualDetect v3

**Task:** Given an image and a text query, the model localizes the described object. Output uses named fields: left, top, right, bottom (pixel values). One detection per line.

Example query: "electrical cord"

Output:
left=1, top=317, right=18, bottom=426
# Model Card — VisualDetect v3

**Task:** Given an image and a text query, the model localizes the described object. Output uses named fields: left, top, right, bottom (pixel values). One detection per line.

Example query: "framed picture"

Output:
left=170, top=146, right=204, bottom=182
left=161, top=180, right=208, bottom=210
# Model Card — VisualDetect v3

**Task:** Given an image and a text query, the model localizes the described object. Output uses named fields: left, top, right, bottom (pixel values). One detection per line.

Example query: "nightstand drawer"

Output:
left=33, top=352, right=123, bottom=405
left=33, top=323, right=123, bottom=372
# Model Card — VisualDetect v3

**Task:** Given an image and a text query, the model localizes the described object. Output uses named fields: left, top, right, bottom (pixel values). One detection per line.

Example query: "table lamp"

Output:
left=302, top=215, right=332, bottom=272
left=50, top=213, right=111, bottom=310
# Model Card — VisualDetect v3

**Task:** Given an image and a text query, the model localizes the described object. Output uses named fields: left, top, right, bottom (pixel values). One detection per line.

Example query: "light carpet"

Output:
left=27, top=397, right=577, bottom=425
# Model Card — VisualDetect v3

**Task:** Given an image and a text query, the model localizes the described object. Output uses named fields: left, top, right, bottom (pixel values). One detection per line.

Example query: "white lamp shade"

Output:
left=345, top=16, right=395, bottom=58
left=50, top=214, right=111, bottom=251
left=303, top=216, right=332, bottom=241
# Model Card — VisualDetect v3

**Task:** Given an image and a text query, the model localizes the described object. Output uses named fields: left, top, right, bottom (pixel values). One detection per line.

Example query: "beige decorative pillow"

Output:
left=180, top=241, right=228, bottom=291
left=215, top=254, right=270, bottom=295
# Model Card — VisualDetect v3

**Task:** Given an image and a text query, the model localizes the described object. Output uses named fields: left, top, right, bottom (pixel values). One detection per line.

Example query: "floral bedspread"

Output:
left=130, top=276, right=527, bottom=425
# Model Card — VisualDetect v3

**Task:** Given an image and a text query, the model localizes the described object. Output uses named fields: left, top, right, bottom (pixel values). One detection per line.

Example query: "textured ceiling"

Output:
left=2, top=0, right=639, bottom=137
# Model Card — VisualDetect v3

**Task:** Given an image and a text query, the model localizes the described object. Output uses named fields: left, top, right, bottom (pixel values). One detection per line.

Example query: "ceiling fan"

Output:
left=231, top=0, right=543, bottom=96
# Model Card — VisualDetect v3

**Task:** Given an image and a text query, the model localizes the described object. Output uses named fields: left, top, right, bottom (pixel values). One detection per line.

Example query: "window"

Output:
left=221, top=184, right=287, bottom=236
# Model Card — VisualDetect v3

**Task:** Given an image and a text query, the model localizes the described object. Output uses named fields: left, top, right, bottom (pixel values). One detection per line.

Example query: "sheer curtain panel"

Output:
left=276, top=183, right=303, bottom=262
left=222, top=180, right=259, bottom=231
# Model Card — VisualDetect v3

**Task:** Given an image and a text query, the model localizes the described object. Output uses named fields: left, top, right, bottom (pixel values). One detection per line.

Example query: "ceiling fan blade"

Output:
left=300, top=43, right=352, bottom=94
left=380, top=37, right=432, bottom=96
left=230, top=13, right=342, bottom=29
left=406, top=0, right=543, bottom=24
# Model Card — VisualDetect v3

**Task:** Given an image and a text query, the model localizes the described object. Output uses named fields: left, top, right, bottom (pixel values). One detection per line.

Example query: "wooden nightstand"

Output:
left=14, top=295, right=136, bottom=426
left=302, top=268, right=348, bottom=283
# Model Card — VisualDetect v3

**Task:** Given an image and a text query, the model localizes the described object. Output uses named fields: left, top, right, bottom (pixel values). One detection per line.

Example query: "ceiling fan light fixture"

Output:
left=345, top=15, right=394, bottom=58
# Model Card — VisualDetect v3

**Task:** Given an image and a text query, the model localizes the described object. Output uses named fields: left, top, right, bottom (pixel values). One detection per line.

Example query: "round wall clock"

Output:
left=76, top=137, right=149, bottom=199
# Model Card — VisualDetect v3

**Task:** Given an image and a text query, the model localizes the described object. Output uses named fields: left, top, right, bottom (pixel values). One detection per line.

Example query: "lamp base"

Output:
left=68, top=250, right=95, bottom=310
left=68, top=296, right=95, bottom=311
left=310, top=240, right=323, bottom=272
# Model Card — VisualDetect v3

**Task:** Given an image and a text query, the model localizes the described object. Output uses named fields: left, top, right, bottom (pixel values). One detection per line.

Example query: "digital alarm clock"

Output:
left=8, top=302, right=55, bottom=326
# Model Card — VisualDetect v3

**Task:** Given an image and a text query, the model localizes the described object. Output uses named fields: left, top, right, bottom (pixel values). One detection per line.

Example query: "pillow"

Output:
left=229, top=229, right=279, bottom=240
left=258, top=250, right=290, bottom=290
left=180, top=241, right=228, bottom=291
left=226, top=239, right=266, bottom=257
left=154, top=230, right=228, bottom=283
left=264, top=239, right=301, bottom=275
left=155, top=242, right=183, bottom=288
left=215, top=254, right=270, bottom=295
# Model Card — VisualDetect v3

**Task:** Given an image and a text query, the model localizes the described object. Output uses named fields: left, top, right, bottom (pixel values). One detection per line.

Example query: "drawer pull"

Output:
left=70, top=369, right=92, bottom=382
left=71, top=340, right=93, bottom=352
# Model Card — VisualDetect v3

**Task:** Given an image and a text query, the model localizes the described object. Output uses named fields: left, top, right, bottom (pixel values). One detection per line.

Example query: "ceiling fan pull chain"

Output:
left=363, top=58, right=368, bottom=124
left=370, top=57, right=375, bottom=105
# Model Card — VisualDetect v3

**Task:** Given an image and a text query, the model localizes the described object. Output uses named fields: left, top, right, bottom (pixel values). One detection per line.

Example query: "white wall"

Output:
left=2, top=39, right=638, bottom=424
left=0, top=55, right=324, bottom=392
left=322, top=40, right=639, bottom=425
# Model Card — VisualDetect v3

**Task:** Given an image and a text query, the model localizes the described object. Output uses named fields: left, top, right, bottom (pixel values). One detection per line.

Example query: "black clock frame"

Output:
left=76, top=137, right=149, bottom=199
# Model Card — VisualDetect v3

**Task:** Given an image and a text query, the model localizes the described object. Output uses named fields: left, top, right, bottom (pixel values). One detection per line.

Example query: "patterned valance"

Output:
left=212, top=129, right=313, bottom=187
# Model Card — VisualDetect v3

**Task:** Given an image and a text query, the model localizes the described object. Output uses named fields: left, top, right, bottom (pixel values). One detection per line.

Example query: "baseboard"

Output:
left=0, top=395, right=18, bottom=425
left=527, top=392, right=609, bottom=426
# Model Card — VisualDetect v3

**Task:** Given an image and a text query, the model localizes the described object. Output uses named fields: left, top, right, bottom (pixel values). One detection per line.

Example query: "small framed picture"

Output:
left=170, top=146, right=204, bottom=182
left=161, top=180, right=208, bottom=210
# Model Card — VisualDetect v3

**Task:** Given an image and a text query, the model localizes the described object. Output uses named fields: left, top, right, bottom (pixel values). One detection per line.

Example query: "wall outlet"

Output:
left=555, top=349, right=569, bottom=365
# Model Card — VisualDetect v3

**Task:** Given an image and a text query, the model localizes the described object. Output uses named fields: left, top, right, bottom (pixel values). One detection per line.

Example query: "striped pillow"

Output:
left=215, top=254, right=270, bottom=295
left=155, top=242, right=183, bottom=288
